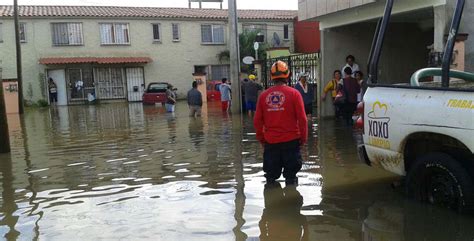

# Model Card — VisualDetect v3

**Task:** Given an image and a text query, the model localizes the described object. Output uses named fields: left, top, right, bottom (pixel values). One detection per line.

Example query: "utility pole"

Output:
left=228, top=0, right=241, bottom=114
left=14, top=0, right=24, bottom=114
left=0, top=67, right=11, bottom=153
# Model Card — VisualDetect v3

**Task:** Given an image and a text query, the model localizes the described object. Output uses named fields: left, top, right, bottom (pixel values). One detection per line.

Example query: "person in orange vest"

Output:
left=254, top=60, right=308, bottom=186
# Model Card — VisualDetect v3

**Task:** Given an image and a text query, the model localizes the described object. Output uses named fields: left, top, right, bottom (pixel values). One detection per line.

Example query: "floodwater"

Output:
left=0, top=102, right=473, bottom=241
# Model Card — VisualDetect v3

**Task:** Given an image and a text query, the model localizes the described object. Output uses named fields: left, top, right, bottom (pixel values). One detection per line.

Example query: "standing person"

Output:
left=243, top=74, right=263, bottom=116
left=187, top=81, right=203, bottom=117
left=254, top=60, right=308, bottom=186
left=354, top=71, right=364, bottom=102
left=48, top=77, right=58, bottom=105
left=341, top=67, right=360, bottom=125
left=220, top=78, right=232, bottom=113
left=294, top=74, right=314, bottom=116
left=322, top=70, right=343, bottom=118
left=341, top=55, right=360, bottom=78
left=165, top=84, right=177, bottom=113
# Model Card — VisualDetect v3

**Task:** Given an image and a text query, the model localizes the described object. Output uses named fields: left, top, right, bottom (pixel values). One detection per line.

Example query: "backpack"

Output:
left=334, top=84, right=346, bottom=105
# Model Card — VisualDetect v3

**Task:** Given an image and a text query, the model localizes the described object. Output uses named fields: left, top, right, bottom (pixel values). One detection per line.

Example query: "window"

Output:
left=0, top=23, right=3, bottom=42
left=172, top=23, right=180, bottom=41
left=211, top=65, right=230, bottom=81
left=201, top=24, right=224, bottom=44
left=283, top=24, right=289, bottom=40
left=152, top=24, right=160, bottom=41
left=51, top=23, right=83, bottom=46
left=19, top=23, right=26, bottom=42
left=100, top=23, right=130, bottom=45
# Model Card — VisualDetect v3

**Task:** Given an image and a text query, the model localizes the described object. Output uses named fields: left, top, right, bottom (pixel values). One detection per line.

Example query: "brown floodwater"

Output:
left=0, top=102, right=473, bottom=240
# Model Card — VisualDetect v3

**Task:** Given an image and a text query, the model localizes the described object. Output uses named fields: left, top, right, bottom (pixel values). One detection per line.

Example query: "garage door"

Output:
left=126, top=68, right=145, bottom=102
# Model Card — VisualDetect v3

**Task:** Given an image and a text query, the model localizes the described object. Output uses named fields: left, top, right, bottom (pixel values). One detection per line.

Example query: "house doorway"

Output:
left=47, top=69, right=68, bottom=106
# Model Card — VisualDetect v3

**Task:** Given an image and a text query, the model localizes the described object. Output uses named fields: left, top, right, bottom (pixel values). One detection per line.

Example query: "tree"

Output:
left=239, top=30, right=267, bottom=61
left=217, top=30, right=268, bottom=72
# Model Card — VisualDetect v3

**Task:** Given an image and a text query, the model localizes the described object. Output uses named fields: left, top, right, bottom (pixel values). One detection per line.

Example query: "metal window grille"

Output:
left=19, top=23, right=26, bottom=42
left=172, top=23, right=180, bottom=41
left=211, top=65, right=230, bottom=81
left=100, top=23, right=130, bottom=45
left=94, top=68, right=126, bottom=100
left=201, top=24, right=224, bottom=44
left=152, top=24, right=160, bottom=41
left=212, top=25, right=224, bottom=43
left=201, top=25, right=212, bottom=43
left=283, top=24, right=289, bottom=40
left=52, top=23, right=83, bottom=46
left=262, top=53, right=320, bottom=89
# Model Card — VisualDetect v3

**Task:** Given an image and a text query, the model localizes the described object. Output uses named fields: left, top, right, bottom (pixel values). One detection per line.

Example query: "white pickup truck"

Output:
left=357, top=0, right=474, bottom=212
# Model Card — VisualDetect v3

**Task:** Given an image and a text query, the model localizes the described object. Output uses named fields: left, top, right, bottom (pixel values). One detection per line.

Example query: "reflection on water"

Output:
left=0, top=102, right=473, bottom=240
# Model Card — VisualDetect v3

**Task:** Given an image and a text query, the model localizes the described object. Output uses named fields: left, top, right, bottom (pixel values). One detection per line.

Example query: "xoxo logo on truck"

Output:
left=367, top=101, right=391, bottom=149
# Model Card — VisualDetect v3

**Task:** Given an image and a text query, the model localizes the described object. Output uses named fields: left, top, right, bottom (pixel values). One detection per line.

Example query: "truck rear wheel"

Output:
left=406, top=152, right=474, bottom=213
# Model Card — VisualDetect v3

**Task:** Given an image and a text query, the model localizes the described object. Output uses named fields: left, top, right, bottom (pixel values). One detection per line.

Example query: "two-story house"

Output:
left=0, top=5, right=296, bottom=106
left=299, top=0, right=473, bottom=117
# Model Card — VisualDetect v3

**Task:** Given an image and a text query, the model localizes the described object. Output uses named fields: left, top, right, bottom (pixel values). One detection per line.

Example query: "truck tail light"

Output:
left=355, top=102, right=364, bottom=133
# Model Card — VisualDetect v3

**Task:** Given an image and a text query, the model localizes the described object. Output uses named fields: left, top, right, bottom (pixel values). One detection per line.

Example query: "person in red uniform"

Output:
left=254, top=60, right=308, bottom=186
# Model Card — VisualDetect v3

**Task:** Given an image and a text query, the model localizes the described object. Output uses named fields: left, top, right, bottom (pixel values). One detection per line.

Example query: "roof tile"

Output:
left=0, top=5, right=297, bottom=20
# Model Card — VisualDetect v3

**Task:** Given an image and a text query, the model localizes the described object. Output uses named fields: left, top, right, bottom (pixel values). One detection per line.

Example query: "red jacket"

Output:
left=254, top=85, right=308, bottom=144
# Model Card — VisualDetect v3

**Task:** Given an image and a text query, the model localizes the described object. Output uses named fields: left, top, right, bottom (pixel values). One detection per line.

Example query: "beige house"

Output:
left=299, top=0, right=473, bottom=117
left=0, top=5, right=296, bottom=105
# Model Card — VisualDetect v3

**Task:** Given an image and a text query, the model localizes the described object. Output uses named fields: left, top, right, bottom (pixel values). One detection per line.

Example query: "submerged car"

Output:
left=207, top=81, right=222, bottom=101
left=142, top=82, right=169, bottom=105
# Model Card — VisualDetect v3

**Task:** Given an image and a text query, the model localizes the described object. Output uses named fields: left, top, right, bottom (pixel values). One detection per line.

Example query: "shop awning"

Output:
left=39, top=57, right=153, bottom=65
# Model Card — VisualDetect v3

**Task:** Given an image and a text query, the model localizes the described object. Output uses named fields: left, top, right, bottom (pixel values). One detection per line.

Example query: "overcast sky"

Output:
left=13, top=0, right=298, bottom=10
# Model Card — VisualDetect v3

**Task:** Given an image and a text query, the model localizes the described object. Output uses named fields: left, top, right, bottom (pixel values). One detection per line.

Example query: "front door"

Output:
left=47, top=69, right=67, bottom=105
left=126, top=68, right=145, bottom=102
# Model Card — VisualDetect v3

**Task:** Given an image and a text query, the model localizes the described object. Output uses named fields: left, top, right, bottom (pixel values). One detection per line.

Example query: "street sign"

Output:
left=242, top=56, right=255, bottom=65
left=254, top=42, right=259, bottom=51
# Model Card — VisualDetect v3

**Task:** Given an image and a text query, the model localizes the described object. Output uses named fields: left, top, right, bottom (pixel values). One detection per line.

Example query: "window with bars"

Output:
left=172, top=23, right=180, bottom=41
left=100, top=23, right=130, bottom=45
left=201, top=24, right=224, bottom=44
left=19, top=23, right=26, bottom=42
left=211, top=65, right=230, bottom=81
left=51, top=23, right=84, bottom=46
left=284, top=24, right=289, bottom=40
left=152, top=23, right=160, bottom=41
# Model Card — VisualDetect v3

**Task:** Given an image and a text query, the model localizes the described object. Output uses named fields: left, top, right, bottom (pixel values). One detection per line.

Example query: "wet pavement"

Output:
left=0, top=102, right=473, bottom=240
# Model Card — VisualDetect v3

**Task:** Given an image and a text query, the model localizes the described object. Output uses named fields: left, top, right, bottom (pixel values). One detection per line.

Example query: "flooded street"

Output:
left=0, top=102, right=473, bottom=240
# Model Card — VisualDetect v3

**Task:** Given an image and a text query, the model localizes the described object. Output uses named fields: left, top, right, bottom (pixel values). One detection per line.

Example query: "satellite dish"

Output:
left=242, top=56, right=255, bottom=65
left=272, top=32, right=281, bottom=47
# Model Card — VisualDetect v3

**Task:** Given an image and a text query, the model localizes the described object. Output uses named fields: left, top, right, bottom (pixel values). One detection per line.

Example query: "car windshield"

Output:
left=147, top=83, right=168, bottom=93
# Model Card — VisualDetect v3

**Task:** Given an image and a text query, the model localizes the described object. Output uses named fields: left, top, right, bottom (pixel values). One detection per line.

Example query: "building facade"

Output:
left=0, top=6, right=296, bottom=105
left=298, top=0, right=473, bottom=117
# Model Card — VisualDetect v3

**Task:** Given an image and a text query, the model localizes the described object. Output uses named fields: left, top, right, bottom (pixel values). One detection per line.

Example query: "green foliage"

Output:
left=216, top=30, right=269, bottom=72
left=37, top=99, right=49, bottom=107
left=239, top=30, right=268, bottom=62
left=217, top=50, right=230, bottom=63
left=27, top=83, right=33, bottom=100
left=38, top=73, right=46, bottom=99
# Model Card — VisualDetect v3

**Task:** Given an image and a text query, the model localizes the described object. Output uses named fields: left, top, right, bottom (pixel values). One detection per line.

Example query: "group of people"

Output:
left=322, top=55, right=364, bottom=125
left=218, top=73, right=315, bottom=118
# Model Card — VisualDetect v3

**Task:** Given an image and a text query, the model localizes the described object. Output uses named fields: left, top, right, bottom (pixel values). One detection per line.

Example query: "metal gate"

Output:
left=262, top=53, right=320, bottom=89
left=94, top=67, right=127, bottom=100
left=126, top=67, right=145, bottom=102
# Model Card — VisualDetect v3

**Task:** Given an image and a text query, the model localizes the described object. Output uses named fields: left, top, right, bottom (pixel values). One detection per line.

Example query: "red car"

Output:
left=142, top=82, right=169, bottom=105
left=207, top=81, right=222, bottom=101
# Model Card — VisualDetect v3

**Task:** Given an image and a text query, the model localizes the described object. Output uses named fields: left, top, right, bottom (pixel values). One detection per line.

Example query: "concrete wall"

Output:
left=319, top=22, right=431, bottom=117
left=298, top=0, right=376, bottom=21
left=0, top=17, right=294, bottom=102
